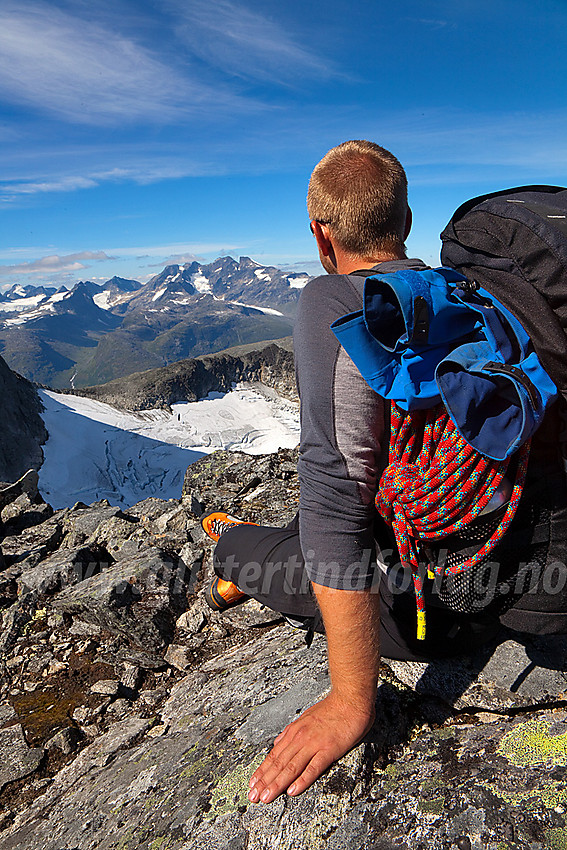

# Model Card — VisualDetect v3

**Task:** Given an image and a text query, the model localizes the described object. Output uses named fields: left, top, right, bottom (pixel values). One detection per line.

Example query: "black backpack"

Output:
left=436, top=186, right=567, bottom=634
left=440, top=185, right=567, bottom=395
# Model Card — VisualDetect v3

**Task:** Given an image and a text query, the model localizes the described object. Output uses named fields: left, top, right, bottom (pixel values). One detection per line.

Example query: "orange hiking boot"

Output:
left=201, top=511, right=250, bottom=543
left=205, top=576, right=249, bottom=611
left=201, top=511, right=257, bottom=611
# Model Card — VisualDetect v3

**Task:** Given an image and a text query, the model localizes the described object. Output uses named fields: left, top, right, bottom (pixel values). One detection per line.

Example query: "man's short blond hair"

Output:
left=307, top=140, right=408, bottom=257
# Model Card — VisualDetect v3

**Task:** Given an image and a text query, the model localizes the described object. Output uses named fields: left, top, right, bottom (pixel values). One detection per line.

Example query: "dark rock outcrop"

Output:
left=0, top=447, right=566, bottom=848
left=0, top=360, right=47, bottom=482
left=75, top=341, right=296, bottom=410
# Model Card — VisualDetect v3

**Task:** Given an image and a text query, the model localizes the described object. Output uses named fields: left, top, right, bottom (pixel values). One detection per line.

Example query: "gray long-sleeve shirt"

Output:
left=294, top=259, right=429, bottom=590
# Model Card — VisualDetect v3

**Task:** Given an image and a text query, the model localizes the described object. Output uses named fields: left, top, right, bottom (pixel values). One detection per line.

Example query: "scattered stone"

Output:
left=46, top=727, right=81, bottom=755
left=105, top=699, right=131, bottom=719
left=0, top=594, right=37, bottom=655
left=26, top=652, right=54, bottom=675
left=71, top=706, right=92, bottom=725
left=146, top=723, right=169, bottom=737
left=86, top=514, right=140, bottom=555
left=177, top=541, right=204, bottom=592
left=0, top=725, right=43, bottom=792
left=52, top=548, right=191, bottom=650
left=176, top=606, right=207, bottom=634
left=17, top=546, right=108, bottom=596
left=127, top=498, right=176, bottom=524
left=60, top=503, right=124, bottom=548
left=1, top=494, right=52, bottom=530
left=119, top=664, right=142, bottom=692
left=0, top=517, right=63, bottom=567
left=90, top=680, right=121, bottom=697
left=114, top=648, right=167, bottom=671
left=0, top=470, right=40, bottom=514
left=0, top=704, right=15, bottom=725
left=45, top=660, right=67, bottom=676
left=67, top=620, right=102, bottom=637
left=3, top=443, right=567, bottom=849
left=138, top=689, right=167, bottom=708
left=164, top=644, right=194, bottom=672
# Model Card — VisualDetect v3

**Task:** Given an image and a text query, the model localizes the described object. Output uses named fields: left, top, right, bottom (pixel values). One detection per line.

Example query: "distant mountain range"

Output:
left=0, top=257, right=310, bottom=387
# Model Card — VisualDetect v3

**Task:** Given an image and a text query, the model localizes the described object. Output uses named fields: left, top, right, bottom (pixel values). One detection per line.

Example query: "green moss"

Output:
left=545, top=828, right=567, bottom=849
left=418, top=798, right=444, bottom=814
left=498, top=719, right=567, bottom=768
left=207, top=751, right=265, bottom=818
left=149, top=838, right=172, bottom=850
left=432, top=726, right=457, bottom=740
left=476, top=776, right=567, bottom=811
left=420, top=776, right=443, bottom=793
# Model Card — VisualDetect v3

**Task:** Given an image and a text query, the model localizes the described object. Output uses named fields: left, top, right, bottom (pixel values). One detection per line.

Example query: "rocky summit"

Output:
left=0, top=449, right=567, bottom=849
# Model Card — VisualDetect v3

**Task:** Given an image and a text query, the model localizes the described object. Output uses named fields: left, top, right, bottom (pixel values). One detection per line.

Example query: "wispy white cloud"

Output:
left=1, top=176, right=98, bottom=197
left=0, top=251, right=113, bottom=276
left=410, top=18, right=456, bottom=30
left=0, top=1, right=254, bottom=125
left=112, top=242, right=243, bottom=259
left=170, top=0, right=340, bottom=84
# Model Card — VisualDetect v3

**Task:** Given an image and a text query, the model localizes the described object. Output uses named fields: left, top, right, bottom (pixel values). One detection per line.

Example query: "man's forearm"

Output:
left=312, top=581, right=381, bottom=711
left=248, top=582, right=381, bottom=803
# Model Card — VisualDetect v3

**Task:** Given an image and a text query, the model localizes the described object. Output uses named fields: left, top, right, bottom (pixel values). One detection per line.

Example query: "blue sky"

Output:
left=1, top=0, right=566, bottom=289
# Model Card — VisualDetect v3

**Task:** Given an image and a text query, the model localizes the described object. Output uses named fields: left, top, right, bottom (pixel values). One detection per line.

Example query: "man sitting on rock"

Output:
left=200, top=140, right=567, bottom=804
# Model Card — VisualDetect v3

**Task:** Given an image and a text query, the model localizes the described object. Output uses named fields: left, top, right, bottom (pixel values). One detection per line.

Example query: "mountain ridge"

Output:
left=0, top=257, right=309, bottom=388
left=73, top=340, right=296, bottom=411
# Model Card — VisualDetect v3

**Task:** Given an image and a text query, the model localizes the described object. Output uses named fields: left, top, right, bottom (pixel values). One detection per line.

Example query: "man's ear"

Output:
left=403, top=207, right=413, bottom=241
left=311, top=221, right=333, bottom=257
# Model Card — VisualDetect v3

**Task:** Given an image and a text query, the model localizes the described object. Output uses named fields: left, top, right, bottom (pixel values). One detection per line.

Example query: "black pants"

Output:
left=214, top=515, right=501, bottom=661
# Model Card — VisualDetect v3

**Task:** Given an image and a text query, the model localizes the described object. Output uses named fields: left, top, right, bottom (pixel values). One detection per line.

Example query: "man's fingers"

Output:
left=287, top=752, right=332, bottom=796
left=248, top=738, right=312, bottom=803
left=248, top=722, right=300, bottom=790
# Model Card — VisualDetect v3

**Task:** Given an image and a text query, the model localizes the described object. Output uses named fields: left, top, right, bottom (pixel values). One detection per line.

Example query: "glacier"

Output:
left=38, top=385, right=300, bottom=509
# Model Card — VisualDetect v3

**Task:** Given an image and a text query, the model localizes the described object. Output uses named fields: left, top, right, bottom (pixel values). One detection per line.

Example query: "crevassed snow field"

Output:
left=38, top=384, right=300, bottom=509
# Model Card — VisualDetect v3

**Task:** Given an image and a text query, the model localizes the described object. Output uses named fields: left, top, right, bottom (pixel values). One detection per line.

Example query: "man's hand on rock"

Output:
left=247, top=691, right=375, bottom=803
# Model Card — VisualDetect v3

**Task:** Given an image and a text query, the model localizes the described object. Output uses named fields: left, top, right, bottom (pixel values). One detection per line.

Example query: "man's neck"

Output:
left=334, top=248, right=407, bottom=275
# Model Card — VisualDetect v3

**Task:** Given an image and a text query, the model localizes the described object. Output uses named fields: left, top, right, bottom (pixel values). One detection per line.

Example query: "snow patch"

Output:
left=254, top=269, right=272, bottom=281
left=152, top=287, right=167, bottom=302
left=190, top=272, right=211, bottom=293
left=288, top=275, right=309, bottom=289
left=0, top=294, right=47, bottom=312
left=38, top=385, right=299, bottom=509
left=230, top=300, right=284, bottom=316
left=49, top=291, right=70, bottom=303
left=93, top=291, right=114, bottom=310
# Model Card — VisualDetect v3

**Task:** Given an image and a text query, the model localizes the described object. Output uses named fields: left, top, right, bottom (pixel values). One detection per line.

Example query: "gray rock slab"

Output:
left=0, top=593, right=37, bottom=654
left=17, top=546, right=104, bottom=595
left=0, top=470, right=39, bottom=513
left=0, top=704, right=15, bottom=725
left=60, top=503, right=124, bottom=548
left=0, top=516, right=63, bottom=564
left=52, top=548, right=190, bottom=649
left=2, top=625, right=566, bottom=850
left=1, top=494, right=52, bottom=530
left=383, top=632, right=567, bottom=710
left=0, top=725, right=43, bottom=792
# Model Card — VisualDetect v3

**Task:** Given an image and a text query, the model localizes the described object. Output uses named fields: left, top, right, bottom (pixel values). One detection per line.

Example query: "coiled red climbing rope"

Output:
left=376, top=403, right=531, bottom=639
